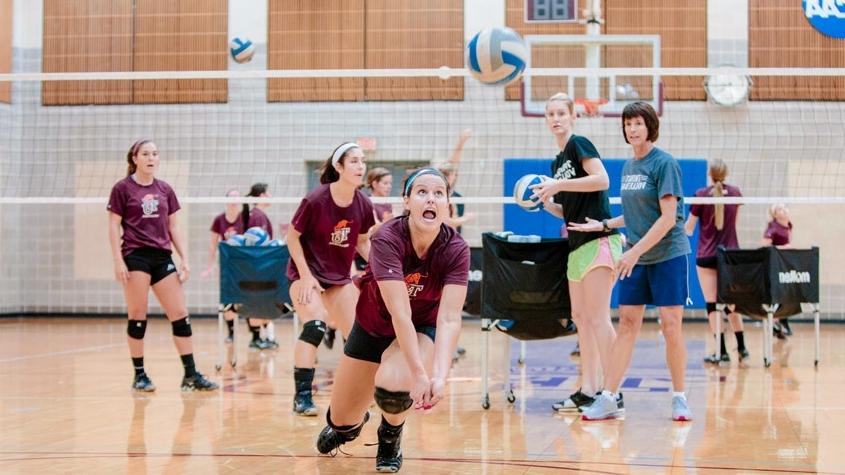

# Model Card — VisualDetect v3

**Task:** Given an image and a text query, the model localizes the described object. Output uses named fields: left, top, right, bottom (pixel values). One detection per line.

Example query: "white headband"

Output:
left=332, top=142, right=360, bottom=166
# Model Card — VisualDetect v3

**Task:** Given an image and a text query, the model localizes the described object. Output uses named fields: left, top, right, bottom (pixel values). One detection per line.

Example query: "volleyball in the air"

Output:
left=466, top=27, right=528, bottom=86
left=226, top=234, right=246, bottom=246
left=229, top=37, right=255, bottom=63
left=513, top=174, right=549, bottom=212
left=243, top=227, right=269, bottom=246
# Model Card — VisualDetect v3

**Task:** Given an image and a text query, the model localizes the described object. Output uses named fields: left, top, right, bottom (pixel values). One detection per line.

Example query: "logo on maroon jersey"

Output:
left=330, top=219, right=353, bottom=248
left=141, top=193, right=160, bottom=218
left=404, top=272, right=428, bottom=298
left=223, top=226, right=237, bottom=239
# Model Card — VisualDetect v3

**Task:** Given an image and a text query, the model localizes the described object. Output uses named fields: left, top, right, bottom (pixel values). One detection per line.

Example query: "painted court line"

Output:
left=0, top=343, right=124, bottom=363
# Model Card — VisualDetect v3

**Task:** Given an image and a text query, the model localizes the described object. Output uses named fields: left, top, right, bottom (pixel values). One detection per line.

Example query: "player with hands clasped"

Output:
left=315, top=168, right=469, bottom=473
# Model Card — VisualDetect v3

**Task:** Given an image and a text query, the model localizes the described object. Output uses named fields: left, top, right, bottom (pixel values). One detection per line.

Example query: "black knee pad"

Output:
left=171, top=316, right=192, bottom=337
left=706, top=302, right=719, bottom=314
left=299, top=320, right=327, bottom=347
left=374, top=387, right=413, bottom=414
left=127, top=319, right=147, bottom=340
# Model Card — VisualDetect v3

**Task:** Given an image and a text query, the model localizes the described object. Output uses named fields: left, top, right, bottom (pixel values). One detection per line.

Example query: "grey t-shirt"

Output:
left=620, top=147, right=690, bottom=265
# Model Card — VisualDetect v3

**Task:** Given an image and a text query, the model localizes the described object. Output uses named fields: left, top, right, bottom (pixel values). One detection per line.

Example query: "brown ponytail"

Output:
left=243, top=183, right=268, bottom=231
left=126, top=139, right=152, bottom=176
left=708, top=159, right=728, bottom=231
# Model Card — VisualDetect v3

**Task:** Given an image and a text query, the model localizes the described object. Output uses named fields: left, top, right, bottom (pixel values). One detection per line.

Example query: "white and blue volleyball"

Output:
left=513, top=174, right=549, bottom=212
left=226, top=234, right=246, bottom=246
left=243, top=227, right=269, bottom=246
left=266, top=239, right=284, bottom=247
left=229, top=37, right=256, bottom=63
left=466, top=27, right=528, bottom=86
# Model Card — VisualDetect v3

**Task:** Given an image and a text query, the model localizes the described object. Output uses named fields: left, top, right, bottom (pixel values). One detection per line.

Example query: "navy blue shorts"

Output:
left=124, top=247, right=177, bottom=285
left=618, top=254, right=690, bottom=307
left=344, top=321, right=436, bottom=364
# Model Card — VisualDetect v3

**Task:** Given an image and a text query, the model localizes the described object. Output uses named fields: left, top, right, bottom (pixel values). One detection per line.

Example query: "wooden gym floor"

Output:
left=0, top=317, right=843, bottom=474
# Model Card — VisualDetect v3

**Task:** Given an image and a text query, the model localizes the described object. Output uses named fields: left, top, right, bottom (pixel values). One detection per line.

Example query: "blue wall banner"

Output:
left=803, top=0, right=845, bottom=39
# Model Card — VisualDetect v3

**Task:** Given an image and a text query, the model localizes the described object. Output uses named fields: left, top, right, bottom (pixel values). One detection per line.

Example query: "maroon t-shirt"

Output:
left=107, top=176, right=181, bottom=256
left=210, top=213, right=244, bottom=241
left=764, top=220, right=792, bottom=246
left=355, top=216, right=470, bottom=338
left=689, top=184, right=742, bottom=258
left=286, top=184, right=376, bottom=285
left=247, top=207, right=273, bottom=239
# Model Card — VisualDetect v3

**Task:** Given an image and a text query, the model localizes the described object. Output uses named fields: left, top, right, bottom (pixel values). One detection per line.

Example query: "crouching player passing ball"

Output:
left=316, top=168, right=470, bottom=473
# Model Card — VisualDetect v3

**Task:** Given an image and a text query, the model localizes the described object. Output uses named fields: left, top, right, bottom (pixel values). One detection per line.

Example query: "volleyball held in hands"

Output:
left=466, top=27, right=528, bottom=86
left=513, top=174, right=550, bottom=212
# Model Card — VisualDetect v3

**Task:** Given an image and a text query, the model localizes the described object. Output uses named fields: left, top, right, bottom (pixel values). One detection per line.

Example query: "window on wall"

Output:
left=42, top=0, right=228, bottom=106
left=749, top=0, right=845, bottom=100
left=268, top=0, right=464, bottom=102
left=505, top=0, right=707, bottom=102
left=0, top=0, right=12, bottom=103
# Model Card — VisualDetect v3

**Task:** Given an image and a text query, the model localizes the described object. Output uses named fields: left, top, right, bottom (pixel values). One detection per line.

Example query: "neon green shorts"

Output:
left=567, top=234, right=623, bottom=282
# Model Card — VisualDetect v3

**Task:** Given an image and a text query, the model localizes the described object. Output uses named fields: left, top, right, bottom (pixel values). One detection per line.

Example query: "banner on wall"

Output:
left=803, top=0, right=845, bottom=39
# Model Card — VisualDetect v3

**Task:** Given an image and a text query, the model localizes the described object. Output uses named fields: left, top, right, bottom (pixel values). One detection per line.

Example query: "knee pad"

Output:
left=706, top=302, right=719, bottom=314
left=299, top=320, right=327, bottom=347
left=171, top=316, right=192, bottom=337
left=127, top=319, right=147, bottom=340
left=374, top=387, right=413, bottom=414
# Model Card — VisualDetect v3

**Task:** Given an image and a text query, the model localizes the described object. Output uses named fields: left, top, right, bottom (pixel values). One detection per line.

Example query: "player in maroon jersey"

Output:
left=107, top=139, right=217, bottom=392
left=287, top=142, right=375, bottom=416
left=316, top=168, right=470, bottom=472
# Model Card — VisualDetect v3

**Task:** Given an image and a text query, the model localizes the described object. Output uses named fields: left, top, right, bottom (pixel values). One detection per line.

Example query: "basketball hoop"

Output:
left=575, top=98, right=608, bottom=117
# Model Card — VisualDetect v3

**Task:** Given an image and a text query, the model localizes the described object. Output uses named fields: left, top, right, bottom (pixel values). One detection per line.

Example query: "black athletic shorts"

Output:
left=343, top=321, right=436, bottom=364
left=696, top=256, right=718, bottom=269
left=124, top=247, right=177, bottom=285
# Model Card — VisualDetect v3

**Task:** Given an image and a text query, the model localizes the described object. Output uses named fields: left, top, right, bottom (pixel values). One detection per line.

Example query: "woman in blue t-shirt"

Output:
left=569, top=102, right=693, bottom=422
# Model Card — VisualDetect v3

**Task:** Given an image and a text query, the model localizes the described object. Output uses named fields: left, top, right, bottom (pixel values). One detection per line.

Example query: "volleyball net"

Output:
left=0, top=67, right=843, bottom=317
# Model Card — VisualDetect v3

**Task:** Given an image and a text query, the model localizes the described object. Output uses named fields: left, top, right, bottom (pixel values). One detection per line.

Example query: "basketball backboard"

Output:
left=520, top=34, right=664, bottom=118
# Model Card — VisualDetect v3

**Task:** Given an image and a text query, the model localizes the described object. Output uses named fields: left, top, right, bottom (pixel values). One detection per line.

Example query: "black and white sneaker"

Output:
left=181, top=372, right=219, bottom=391
left=703, top=353, right=731, bottom=364
left=316, top=411, right=370, bottom=455
left=375, top=422, right=403, bottom=473
left=552, top=389, right=595, bottom=412
left=132, top=373, right=156, bottom=392
left=293, top=390, right=318, bottom=416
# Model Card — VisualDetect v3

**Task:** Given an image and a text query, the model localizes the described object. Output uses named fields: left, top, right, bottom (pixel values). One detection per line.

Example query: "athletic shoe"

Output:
left=615, top=392, right=625, bottom=413
left=738, top=348, right=750, bottom=361
left=375, top=423, right=403, bottom=473
left=181, top=372, right=219, bottom=391
left=316, top=411, right=370, bottom=455
left=552, top=388, right=595, bottom=412
left=703, top=353, right=730, bottom=364
left=132, top=373, right=156, bottom=392
left=671, top=395, right=693, bottom=422
left=773, top=322, right=787, bottom=340
left=780, top=319, right=793, bottom=336
left=224, top=334, right=234, bottom=344
left=263, top=339, right=279, bottom=350
left=323, top=327, right=337, bottom=350
left=294, top=390, right=318, bottom=416
left=581, top=392, right=623, bottom=421
left=249, top=338, right=274, bottom=350
left=570, top=342, right=580, bottom=357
